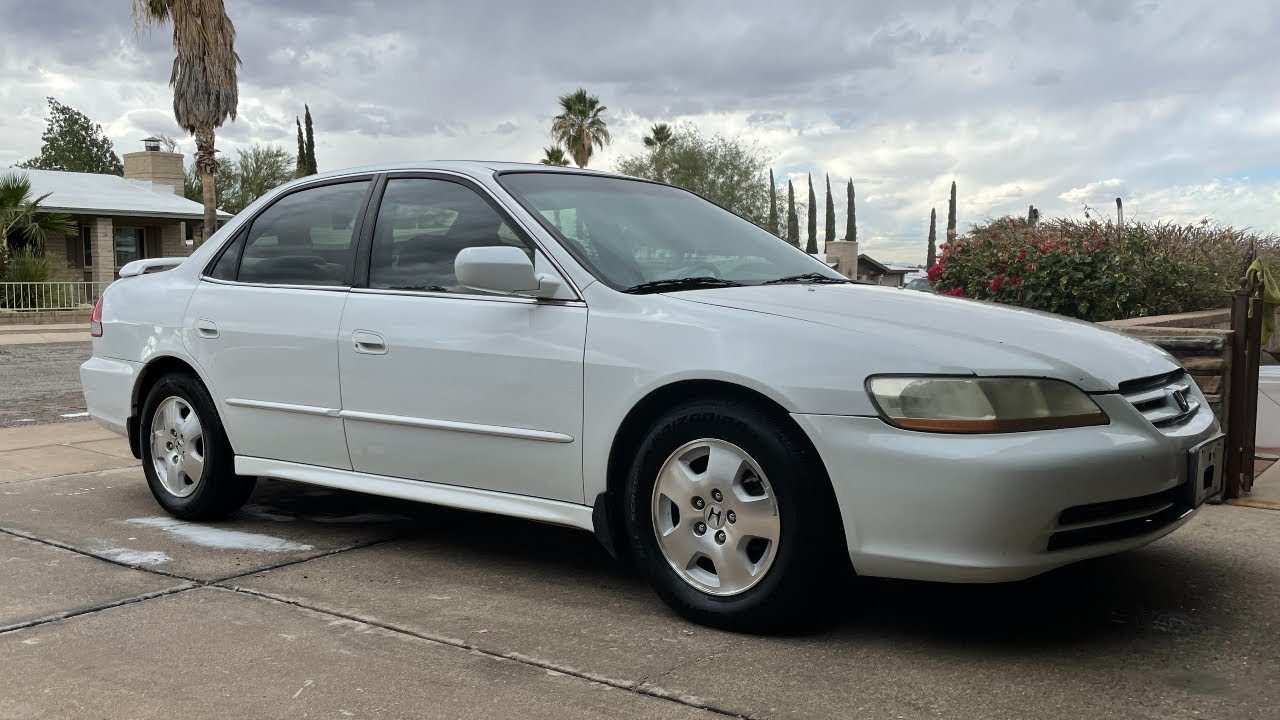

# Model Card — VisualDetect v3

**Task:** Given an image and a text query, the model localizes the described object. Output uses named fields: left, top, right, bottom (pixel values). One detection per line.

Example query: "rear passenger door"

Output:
left=185, top=178, right=375, bottom=469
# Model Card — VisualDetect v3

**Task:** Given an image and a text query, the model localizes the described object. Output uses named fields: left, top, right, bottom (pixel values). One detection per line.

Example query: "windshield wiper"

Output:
left=761, top=272, right=852, bottom=285
left=622, top=276, right=746, bottom=295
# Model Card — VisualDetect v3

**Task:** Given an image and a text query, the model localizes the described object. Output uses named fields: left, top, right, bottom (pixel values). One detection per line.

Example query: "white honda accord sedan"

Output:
left=82, top=162, right=1223, bottom=630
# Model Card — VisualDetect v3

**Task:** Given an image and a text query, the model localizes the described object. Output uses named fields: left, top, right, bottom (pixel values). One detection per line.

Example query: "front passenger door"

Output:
left=338, top=176, right=587, bottom=502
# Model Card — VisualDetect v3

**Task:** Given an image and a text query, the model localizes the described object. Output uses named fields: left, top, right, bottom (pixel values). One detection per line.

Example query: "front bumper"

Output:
left=792, top=392, right=1222, bottom=583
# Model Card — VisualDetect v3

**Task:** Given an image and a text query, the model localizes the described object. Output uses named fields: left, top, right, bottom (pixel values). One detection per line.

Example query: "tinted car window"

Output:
left=207, top=230, right=245, bottom=280
left=238, top=181, right=370, bottom=286
left=369, top=179, right=531, bottom=293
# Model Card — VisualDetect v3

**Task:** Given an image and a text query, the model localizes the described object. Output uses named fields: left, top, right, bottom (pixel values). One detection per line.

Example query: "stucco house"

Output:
left=14, top=139, right=228, bottom=284
left=856, top=254, right=909, bottom=286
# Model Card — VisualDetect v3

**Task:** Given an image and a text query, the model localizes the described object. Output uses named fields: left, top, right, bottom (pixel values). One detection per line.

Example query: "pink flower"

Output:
left=1017, top=248, right=1028, bottom=262
left=989, top=275, right=1005, bottom=292
left=946, top=287, right=964, bottom=297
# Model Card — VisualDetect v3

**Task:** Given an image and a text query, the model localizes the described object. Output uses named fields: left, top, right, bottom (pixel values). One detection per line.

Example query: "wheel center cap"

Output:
left=704, top=504, right=727, bottom=530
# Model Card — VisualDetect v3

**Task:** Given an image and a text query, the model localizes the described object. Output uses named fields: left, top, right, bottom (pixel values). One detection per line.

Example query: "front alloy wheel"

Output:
left=623, top=399, right=844, bottom=632
left=651, top=439, right=780, bottom=595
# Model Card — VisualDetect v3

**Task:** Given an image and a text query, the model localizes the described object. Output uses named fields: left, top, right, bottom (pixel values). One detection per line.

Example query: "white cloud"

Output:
left=2, top=0, right=1279, bottom=266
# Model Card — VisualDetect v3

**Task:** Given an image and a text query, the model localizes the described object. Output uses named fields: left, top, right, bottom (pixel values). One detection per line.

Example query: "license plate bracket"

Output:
left=1187, top=434, right=1225, bottom=507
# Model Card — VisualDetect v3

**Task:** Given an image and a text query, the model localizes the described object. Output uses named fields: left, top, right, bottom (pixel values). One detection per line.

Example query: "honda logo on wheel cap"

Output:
left=704, top=505, right=725, bottom=529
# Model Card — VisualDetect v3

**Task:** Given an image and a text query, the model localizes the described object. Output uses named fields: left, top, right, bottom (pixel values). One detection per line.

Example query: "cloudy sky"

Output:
left=1, top=0, right=1277, bottom=263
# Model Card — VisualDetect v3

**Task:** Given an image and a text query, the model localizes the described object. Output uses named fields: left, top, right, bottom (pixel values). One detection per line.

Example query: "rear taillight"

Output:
left=90, top=296, right=103, bottom=337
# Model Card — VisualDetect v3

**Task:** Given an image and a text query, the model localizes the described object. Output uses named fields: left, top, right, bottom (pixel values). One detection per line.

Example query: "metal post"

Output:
left=1224, top=286, right=1249, bottom=499
left=1242, top=281, right=1264, bottom=493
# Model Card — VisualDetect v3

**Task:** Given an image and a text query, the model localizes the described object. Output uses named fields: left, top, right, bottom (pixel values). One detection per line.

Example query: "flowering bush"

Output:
left=930, top=217, right=1278, bottom=321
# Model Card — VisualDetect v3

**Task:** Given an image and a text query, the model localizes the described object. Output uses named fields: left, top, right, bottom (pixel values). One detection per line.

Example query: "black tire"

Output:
left=622, top=398, right=844, bottom=632
left=138, top=372, right=255, bottom=520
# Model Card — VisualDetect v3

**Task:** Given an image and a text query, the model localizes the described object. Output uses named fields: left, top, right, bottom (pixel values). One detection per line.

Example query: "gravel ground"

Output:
left=0, top=342, right=92, bottom=428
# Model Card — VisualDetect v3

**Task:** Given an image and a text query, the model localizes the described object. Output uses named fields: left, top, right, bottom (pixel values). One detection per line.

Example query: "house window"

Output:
left=114, top=227, right=145, bottom=268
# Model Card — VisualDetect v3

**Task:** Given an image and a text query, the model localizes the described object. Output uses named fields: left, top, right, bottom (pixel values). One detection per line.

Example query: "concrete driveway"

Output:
left=2, top=422, right=1278, bottom=719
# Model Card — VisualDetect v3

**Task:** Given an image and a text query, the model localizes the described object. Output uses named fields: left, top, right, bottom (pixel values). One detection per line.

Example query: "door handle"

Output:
left=352, top=330, right=387, bottom=355
left=194, top=319, right=219, bottom=339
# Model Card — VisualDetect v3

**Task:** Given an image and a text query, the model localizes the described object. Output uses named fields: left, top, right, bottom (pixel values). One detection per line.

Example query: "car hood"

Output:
left=672, top=284, right=1180, bottom=392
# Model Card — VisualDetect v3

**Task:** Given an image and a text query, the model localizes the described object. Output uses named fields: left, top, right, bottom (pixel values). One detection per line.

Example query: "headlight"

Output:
left=866, top=376, right=1108, bottom=433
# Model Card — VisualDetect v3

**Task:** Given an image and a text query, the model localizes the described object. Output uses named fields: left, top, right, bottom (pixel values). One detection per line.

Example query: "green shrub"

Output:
left=4, top=246, right=51, bottom=282
left=929, top=217, right=1278, bottom=321
left=1, top=247, right=54, bottom=309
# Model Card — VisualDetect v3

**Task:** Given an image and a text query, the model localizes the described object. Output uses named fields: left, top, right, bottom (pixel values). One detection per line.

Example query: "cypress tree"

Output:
left=1027, top=204, right=1040, bottom=226
left=845, top=179, right=856, bottom=242
left=927, top=208, right=937, bottom=268
left=786, top=180, right=799, bottom=247
left=824, top=174, right=835, bottom=246
left=768, top=169, right=779, bottom=236
left=304, top=104, right=317, bottom=175
left=806, top=173, right=818, bottom=253
left=946, top=181, right=957, bottom=244
left=295, top=117, right=306, bottom=177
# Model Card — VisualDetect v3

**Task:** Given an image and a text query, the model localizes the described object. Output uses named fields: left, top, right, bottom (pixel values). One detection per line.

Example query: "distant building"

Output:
left=857, top=254, right=909, bottom=286
left=11, top=138, right=229, bottom=284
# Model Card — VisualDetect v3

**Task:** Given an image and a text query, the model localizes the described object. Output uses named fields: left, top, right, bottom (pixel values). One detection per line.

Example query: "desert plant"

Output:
left=806, top=174, right=817, bottom=253
left=845, top=179, right=856, bottom=242
left=946, top=181, right=957, bottom=245
left=539, top=146, right=571, bottom=166
left=133, top=0, right=242, bottom=243
left=768, top=169, right=779, bottom=236
left=1, top=247, right=55, bottom=309
left=551, top=88, right=610, bottom=168
left=824, top=174, right=835, bottom=246
left=926, top=208, right=937, bottom=267
left=1, top=171, right=75, bottom=277
left=303, top=104, right=317, bottom=174
left=786, top=180, right=799, bottom=247
left=4, top=247, right=51, bottom=282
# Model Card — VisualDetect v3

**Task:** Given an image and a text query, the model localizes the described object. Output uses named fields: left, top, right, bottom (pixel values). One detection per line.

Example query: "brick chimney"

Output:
left=824, top=240, right=860, bottom=279
left=123, top=137, right=184, bottom=195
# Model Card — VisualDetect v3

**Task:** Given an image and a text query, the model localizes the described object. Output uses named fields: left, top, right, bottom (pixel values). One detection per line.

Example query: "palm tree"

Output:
left=642, top=122, right=675, bottom=182
left=132, top=0, right=240, bottom=244
left=550, top=88, right=611, bottom=168
left=539, top=146, right=571, bottom=167
left=642, top=123, right=674, bottom=149
left=0, top=172, right=75, bottom=274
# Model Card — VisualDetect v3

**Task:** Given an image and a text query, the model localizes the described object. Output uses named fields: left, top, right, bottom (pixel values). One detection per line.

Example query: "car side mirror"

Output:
left=455, top=246, right=562, bottom=298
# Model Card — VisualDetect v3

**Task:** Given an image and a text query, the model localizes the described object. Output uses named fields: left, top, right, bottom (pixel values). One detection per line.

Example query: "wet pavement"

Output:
left=2, top=422, right=1278, bottom=718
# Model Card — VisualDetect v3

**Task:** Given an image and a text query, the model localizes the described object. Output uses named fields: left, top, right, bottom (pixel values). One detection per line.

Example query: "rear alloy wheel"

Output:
left=139, top=373, right=255, bottom=520
left=624, top=399, right=843, bottom=632
left=150, top=396, right=206, bottom=498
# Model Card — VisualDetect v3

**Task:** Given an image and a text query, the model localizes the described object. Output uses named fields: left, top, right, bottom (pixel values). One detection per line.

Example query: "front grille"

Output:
left=1047, top=484, right=1191, bottom=551
left=1120, top=371, right=1200, bottom=429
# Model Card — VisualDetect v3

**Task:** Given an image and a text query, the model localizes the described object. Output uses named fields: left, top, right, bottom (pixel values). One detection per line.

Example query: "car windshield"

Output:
left=498, top=172, right=847, bottom=290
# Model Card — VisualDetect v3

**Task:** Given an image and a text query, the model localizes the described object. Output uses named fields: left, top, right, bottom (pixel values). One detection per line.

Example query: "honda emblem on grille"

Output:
left=1170, top=387, right=1191, bottom=413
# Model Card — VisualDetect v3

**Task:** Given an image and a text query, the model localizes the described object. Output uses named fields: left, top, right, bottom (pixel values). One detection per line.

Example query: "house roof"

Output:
left=858, top=253, right=901, bottom=275
left=12, top=168, right=229, bottom=221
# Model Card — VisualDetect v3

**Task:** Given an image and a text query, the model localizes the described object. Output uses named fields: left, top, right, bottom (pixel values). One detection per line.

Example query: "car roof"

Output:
left=303, top=160, right=629, bottom=183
